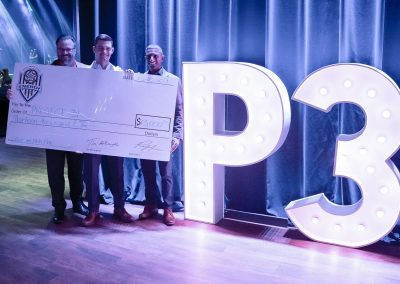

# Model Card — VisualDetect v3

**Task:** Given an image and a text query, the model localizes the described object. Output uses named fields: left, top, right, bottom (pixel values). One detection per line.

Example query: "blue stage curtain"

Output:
left=109, top=0, right=400, bottom=217
left=112, top=0, right=400, bottom=218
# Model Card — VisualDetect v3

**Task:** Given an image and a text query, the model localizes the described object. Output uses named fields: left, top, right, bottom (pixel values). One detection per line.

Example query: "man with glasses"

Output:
left=138, top=44, right=183, bottom=226
left=48, top=35, right=89, bottom=223
left=82, top=34, right=135, bottom=227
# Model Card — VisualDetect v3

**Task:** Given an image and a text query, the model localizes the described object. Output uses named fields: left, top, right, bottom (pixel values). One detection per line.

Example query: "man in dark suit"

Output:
left=5, top=35, right=89, bottom=224
left=47, top=35, right=89, bottom=223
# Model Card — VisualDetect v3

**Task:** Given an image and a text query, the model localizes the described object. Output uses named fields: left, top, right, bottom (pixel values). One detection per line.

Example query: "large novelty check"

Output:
left=6, top=63, right=178, bottom=161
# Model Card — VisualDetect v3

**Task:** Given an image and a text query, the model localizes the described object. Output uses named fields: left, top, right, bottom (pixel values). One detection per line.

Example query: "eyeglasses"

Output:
left=145, top=54, right=160, bottom=60
left=57, top=47, right=75, bottom=53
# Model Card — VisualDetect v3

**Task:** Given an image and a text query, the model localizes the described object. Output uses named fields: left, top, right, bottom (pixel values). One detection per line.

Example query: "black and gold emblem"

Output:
left=17, top=66, right=42, bottom=102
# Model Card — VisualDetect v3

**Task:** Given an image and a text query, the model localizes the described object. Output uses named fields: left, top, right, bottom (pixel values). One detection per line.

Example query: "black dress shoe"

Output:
left=52, top=212, right=64, bottom=224
left=72, top=200, right=89, bottom=216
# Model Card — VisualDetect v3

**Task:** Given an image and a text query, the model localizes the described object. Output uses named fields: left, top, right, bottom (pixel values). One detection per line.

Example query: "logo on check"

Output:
left=17, top=66, right=42, bottom=102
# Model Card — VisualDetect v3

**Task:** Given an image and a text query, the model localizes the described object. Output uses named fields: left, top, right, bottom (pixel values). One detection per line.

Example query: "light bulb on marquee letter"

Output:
left=183, top=62, right=291, bottom=223
left=286, top=64, right=400, bottom=248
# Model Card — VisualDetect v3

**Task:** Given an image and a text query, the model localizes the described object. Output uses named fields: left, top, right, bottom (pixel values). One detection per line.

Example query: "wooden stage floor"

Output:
left=0, top=138, right=399, bottom=283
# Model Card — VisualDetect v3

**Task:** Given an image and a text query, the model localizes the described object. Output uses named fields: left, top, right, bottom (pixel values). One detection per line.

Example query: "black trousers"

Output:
left=83, top=154, right=124, bottom=212
left=141, top=159, right=173, bottom=209
left=45, top=149, right=84, bottom=212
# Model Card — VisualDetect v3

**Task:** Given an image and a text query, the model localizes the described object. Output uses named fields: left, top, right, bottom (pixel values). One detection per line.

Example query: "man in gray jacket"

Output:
left=138, top=44, right=183, bottom=226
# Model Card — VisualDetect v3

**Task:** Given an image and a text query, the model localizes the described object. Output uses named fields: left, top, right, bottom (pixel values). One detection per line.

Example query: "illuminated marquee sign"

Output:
left=183, top=62, right=400, bottom=248
left=286, top=64, right=400, bottom=247
left=183, top=62, right=291, bottom=223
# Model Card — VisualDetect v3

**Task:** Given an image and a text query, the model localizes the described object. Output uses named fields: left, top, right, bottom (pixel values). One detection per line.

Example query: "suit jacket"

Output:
left=146, top=67, right=183, bottom=140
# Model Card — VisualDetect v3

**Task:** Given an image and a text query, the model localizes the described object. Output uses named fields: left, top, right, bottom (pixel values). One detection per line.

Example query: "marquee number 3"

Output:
left=286, top=64, right=400, bottom=247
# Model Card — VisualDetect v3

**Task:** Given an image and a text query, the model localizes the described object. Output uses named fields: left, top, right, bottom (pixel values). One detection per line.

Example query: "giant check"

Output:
left=6, top=63, right=178, bottom=161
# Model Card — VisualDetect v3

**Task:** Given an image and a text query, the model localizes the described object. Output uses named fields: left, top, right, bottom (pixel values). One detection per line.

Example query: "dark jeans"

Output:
left=141, top=159, right=173, bottom=209
left=84, top=154, right=124, bottom=212
left=45, top=149, right=84, bottom=212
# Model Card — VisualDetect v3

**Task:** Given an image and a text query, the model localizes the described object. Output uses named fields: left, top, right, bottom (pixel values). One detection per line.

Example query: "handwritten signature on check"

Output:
left=87, top=138, right=119, bottom=148
left=134, top=140, right=162, bottom=152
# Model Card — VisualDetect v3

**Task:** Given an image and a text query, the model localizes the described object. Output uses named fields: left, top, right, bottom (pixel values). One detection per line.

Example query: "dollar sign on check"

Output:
left=136, top=117, right=141, bottom=126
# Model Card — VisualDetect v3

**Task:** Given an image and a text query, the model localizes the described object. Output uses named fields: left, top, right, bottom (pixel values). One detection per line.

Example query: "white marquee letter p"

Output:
left=183, top=62, right=291, bottom=223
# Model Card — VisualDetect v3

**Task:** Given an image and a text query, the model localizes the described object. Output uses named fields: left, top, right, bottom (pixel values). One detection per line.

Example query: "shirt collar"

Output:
left=91, top=61, right=114, bottom=70
left=148, top=67, right=165, bottom=76
left=52, top=59, right=77, bottom=67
